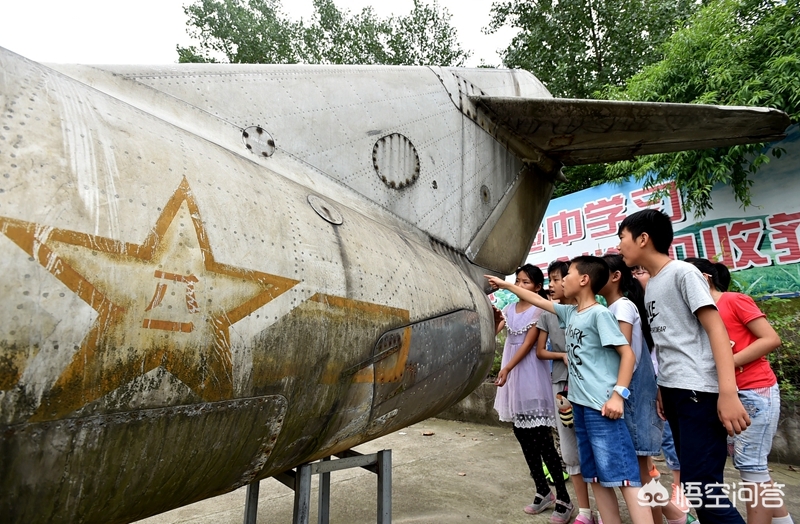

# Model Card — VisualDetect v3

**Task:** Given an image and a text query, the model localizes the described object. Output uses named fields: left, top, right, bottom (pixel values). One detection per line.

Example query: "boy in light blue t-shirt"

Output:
left=487, top=256, right=654, bottom=524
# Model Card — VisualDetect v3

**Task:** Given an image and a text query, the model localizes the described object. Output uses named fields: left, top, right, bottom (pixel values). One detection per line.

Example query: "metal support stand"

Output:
left=243, top=449, right=392, bottom=524
left=243, top=480, right=260, bottom=524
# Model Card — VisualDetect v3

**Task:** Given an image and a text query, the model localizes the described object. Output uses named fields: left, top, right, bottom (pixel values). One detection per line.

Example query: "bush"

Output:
left=760, top=298, right=800, bottom=402
left=490, top=331, right=506, bottom=378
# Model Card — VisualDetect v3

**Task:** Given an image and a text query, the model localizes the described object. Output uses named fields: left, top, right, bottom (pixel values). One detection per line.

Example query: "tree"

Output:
left=601, top=0, right=800, bottom=215
left=487, top=0, right=698, bottom=99
left=178, top=0, right=301, bottom=63
left=177, top=0, right=471, bottom=66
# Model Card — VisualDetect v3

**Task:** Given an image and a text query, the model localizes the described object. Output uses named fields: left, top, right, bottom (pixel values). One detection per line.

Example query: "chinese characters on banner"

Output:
left=525, top=125, right=800, bottom=296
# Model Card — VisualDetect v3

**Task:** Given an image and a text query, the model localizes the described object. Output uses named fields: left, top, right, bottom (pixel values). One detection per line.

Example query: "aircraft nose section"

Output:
left=365, top=308, right=494, bottom=436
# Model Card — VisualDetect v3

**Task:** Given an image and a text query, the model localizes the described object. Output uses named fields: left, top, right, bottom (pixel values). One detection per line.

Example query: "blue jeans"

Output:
left=730, top=384, right=780, bottom=482
left=660, top=387, right=745, bottom=524
left=573, top=403, right=641, bottom=487
left=661, top=421, right=680, bottom=471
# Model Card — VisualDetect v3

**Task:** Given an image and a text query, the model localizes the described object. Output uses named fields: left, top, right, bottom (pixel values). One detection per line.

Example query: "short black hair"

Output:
left=618, top=209, right=673, bottom=254
left=685, top=257, right=730, bottom=292
left=570, top=255, right=610, bottom=294
left=547, top=260, right=570, bottom=280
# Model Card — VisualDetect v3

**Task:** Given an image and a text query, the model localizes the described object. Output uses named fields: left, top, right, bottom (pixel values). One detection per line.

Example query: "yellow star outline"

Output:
left=0, top=178, right=300, bottom=422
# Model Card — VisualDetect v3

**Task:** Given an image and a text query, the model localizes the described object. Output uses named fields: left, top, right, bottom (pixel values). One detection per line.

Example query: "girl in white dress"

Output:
left=494, top=264, right=573, bottom=523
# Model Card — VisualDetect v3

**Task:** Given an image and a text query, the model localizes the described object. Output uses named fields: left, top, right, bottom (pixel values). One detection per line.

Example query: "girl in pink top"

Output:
left=686, top=258, right=792, bottom=524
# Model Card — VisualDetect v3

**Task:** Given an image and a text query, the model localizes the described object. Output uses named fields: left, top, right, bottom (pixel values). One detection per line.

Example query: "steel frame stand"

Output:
left=243, top=449, right=392, bottom=524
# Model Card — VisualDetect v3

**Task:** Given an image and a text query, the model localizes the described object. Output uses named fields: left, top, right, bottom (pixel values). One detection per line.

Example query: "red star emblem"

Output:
left=0, top=178, right=299, bottom=421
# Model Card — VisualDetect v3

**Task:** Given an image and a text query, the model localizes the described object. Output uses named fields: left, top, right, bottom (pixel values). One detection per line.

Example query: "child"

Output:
left=493, top=264, right=574, bottom=523
left=617, top=209, right=750, bottom=524
left=487, top=257, right=655, bottom=524
left=633, top=265, right=688, bottom=514
left=686, top=258, right=793, bottom=524
left=537, top=260, right=599, bottom=524
left=600, top=255, right=688, bottom=524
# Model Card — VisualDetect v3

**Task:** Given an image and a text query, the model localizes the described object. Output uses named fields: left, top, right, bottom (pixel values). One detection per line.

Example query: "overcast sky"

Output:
left=0, top=0, right=518, bottom=67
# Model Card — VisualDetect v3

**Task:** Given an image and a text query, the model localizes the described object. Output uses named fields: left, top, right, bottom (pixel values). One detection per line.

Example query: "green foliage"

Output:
left=487, top=0, right=698, bottom=98
left=726, top=264, right=800, bottom=297
left=554, top=164, right=609, bottom=198
left=178, top=0, right=470, bottom=66
left=601, top=0, right=800, bottom=216
left=491, top=331, right=506, bottom=377
left=760, top=298, right=800, bottom=402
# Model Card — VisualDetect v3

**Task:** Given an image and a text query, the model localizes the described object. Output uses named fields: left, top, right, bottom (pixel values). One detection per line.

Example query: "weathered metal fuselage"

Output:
left=1, top=41, right=791, bottom=522
left=0, top=49, right=553, bottom=523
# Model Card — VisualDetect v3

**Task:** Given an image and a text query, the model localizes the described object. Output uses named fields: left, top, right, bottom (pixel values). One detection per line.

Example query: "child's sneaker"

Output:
left=573, top=514, right=594, bottom=524
left=648, top=463, right=661, bottom=480
left=593, top=510, right=604, bottom=524
left=550, top=500, right=574, bottom=523
left=524, top=491, right=555, bottom=514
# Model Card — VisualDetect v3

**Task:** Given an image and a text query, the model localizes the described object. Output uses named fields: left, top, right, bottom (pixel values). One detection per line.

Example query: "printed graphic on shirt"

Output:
left=646, top=300, right=667, bottom=333
left=646, top=301, right=658, bottom=324
left=565, top=324, right=585, bottom=380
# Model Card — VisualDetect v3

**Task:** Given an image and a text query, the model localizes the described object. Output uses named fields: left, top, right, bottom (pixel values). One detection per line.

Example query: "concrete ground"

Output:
left=137, top=418, right=800, bottom=524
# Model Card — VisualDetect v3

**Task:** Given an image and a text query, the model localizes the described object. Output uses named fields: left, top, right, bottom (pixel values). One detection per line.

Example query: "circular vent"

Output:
left=372, top=133, right=420, bottom=189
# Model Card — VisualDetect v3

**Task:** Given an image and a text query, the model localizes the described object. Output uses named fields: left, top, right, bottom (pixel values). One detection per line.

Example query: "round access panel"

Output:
left=242, top=126, right=276, bottom=158
left=372, top=133, right=420, bottom=189
left=308, top=194, right=343, bottom=225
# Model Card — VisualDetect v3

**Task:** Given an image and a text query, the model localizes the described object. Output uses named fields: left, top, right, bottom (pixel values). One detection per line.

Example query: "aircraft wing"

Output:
left=469, top=96, right=791, bottom=165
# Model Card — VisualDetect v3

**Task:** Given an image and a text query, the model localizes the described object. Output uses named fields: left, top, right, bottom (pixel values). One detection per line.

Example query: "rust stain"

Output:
left=304, top=293, right=410, bottom=386
left=548, top=135, right=575, bottom=148
left=351, top=366, right=374, bottom=383
left=0, top=347, right=37, bottom=390
left=309, top=293, right=408, bottom=319
left=375, top=327, right=412, bottom=384
left=0, top=177, right=300, bottom=421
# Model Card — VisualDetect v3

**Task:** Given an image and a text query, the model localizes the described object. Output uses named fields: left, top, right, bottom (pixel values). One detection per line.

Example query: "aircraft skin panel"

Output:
left=47, top=60, right=791, bottom=275
left=0, top=48, right=497, bottom=523
left=438, top=66, right=553, bottom=99
left=4, top=395, right=288, bottom=523
left=55, top=63, right=531, bottom=251
left=470, top=96, right=791, bottom=165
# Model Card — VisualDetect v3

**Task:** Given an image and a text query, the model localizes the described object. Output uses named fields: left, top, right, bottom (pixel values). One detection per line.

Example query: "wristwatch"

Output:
left=613, top=385, right=631, bottom=399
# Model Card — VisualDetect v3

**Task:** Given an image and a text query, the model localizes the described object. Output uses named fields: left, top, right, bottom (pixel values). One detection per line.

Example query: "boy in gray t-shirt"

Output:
left=537, top=261, right=571, bottom=385
left=618, top=209, right=749, bottom=524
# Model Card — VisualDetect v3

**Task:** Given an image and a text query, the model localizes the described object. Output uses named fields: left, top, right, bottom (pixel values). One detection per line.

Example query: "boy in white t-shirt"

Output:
left=617, top=209, right=750, bottom=524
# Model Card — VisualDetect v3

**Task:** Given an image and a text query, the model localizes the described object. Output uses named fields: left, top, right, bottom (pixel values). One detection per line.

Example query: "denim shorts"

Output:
left=623, top=353, right=664, bottom=455
left=573, top=403, right=642, bottom=487
left=729, top=383, right=780, bottom=483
